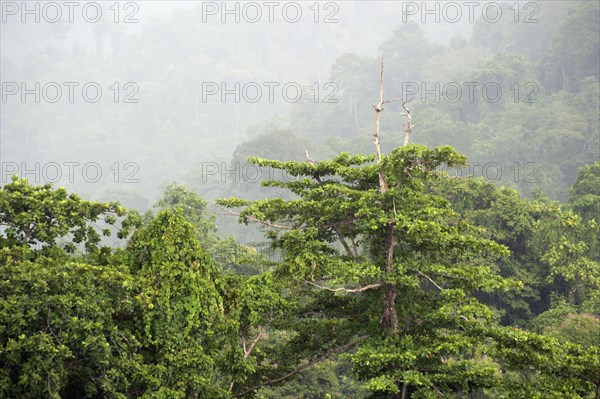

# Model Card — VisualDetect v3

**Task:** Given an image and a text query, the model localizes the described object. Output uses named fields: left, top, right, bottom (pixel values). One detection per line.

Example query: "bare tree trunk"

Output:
left=401, top=101, right=413, bottom=146
left=372, top=58, right=399, bottom=336
left=373, top=58, right=389, bottom=192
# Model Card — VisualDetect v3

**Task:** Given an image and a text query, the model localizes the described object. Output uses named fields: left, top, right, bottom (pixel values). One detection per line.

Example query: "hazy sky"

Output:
left=0, top=1, right=583, bottom=207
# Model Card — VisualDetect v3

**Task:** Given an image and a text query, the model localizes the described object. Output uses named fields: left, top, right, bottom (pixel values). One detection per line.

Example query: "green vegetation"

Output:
left=1, top=2, right=599, bottom=398
left=2, top=156, right=599, bottom=398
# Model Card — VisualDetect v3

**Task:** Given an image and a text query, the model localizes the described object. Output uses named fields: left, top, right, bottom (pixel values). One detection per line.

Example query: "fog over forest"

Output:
left=4, top=2, right=596, bottom=209
left=1, top=1, right=599, bottom=398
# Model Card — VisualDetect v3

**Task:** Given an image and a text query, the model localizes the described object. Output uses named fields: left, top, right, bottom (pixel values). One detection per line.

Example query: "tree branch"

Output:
left=373, top=57, right=389, bottom=193
left=231, top=312, right=275, bottom=391
left=233, top=336, right=367, bottom=397
left=304, top=150, right=315, bottom=166
left=401, top=99, right=414, bottom=146
left=303, top=279, right=383, bottom=293
left=350, top=234, right=360, bottom=258
left=332, top=225, right=356, bottom=258
left=416, top=270, right=444, bottom=291
left=304, top=150, right=359, bottom=259
left=242, top=324, right=266, bottom=360
left=382, top=97, right=403, bottom=105
left=216, top=204, right=294, bottom=230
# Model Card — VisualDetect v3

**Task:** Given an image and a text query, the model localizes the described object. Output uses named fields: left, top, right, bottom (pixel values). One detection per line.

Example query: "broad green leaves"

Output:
left=0, top=260, right=138, bottom=399
left=0, top=177, right=139, bottom=257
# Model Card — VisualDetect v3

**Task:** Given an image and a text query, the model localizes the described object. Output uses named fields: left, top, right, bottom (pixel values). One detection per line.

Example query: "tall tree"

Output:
left=219, top=61, right=599, bottom=397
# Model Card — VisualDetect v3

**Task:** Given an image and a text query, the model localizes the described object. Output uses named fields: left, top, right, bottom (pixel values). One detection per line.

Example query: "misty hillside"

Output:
left=1, top=2, right=599, bottom=398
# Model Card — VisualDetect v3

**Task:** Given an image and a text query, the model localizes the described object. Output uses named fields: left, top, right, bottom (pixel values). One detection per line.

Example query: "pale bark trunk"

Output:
left=372, top=59, right=398, bottom=335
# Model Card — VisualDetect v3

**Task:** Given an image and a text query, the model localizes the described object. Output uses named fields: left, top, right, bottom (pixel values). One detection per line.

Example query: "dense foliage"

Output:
left=1, top=155, right=598, bottom=397
left=1, top=2, right=599, bottom=398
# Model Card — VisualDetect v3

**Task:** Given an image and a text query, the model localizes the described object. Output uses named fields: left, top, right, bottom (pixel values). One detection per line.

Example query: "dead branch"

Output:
left=304, top=150, right=315, bottom=166
left=373, top=57, right=389, bottom=193
left=401, top=99, right=414, bottom=146
left=303, top=279, right=383, bottom=293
